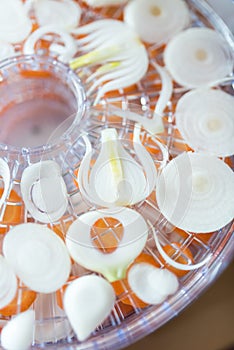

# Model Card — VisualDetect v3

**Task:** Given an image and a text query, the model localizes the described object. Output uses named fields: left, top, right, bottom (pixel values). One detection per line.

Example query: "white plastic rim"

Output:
left=20, top=160, right=68, bottom=223
left=3, top=223, right=71, bottom=293
left=34, top=0, right=82, bottom=30
left=124, top=0, right=190, bottom=45
left=156, top=152, right=234, bottom=233
left=66, top=207, right=148, bottom=281
left=0, top=0, right=32, bottom=44
left=0, top=255, right=17, bottom=309
left=164, top=28, right=233, bottom=88
left=63, top=275, right=115, bottom=341
left=175, top=88, right=234, bottom=157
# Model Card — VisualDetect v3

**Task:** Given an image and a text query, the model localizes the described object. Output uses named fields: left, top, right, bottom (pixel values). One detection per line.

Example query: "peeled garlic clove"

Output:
left=34, top=0, right=81, bottom=30
left=156, top=152, right=234, bottom=233
left=164, top=28, right=233, bottom=88
left=0, top=255, right=17, bottom=309
left=175, top=88, right=234, bottom=157
left=63, top=275, right=115, bottom=341
left=20, top=160, right=68, bottom=223
left=1, top=310, right=35, bottom=350
left=0, top=0, right=32, bottom=44
left=66, top=207, right=148, bottom=281
left=0, top=158, right=10, bottom=210
left=3, top=223, right=71, bottom=293
left=128, top=263, right=179, bottom=304
left=124, top=0, right=190, bottom=45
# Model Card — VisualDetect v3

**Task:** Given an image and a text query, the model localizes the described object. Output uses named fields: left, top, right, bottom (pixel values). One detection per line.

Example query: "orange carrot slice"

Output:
left=0, top=189, right=24, bottom=234
left=0, top=289, right=36, bottom=316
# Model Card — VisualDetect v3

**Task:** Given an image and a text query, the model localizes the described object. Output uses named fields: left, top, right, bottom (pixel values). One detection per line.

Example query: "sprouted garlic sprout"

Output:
left=124, top=0, right=190, bottom=45
left=164, top=27, right=233, bottom=88
left=24, top=25, right=77, bottom=62
left=0, top=0, right=32, bottom=44
left=78, top=126, right=156, bottom=207
left=175, top=88, right=234, bottom=157
left=156, top=152, right=234, bottom=233
left=3, top=223, right=71, bottom=293
left=1, top=310, right=35, bottom=350
left=128, top=263, right=179, bottom=304
left=63, top=275, right=115, bottom=341
left=20, top=160, right=68, bottom=223
left=66, top=207, right=148, bottom=281
left=70, top=19, right=148, bottom=104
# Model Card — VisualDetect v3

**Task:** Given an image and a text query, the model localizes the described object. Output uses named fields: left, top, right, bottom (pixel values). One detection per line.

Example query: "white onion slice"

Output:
left=78, top=127, right=156, bottom=207
left=128, top=263, right=179, bottom=304
left=0, top=41, right=15, bottom=61
left=0, top=0, right=32, bottom=44
left=63, top=275, right=115, bottom=341
left=164, top=28, right=233, bottom=88
left=124, top=0, right=190, bottom=45
left=34, top=0, right=81, bottom=31
left=1, top=310, right=35, bottom=350
left=0, top=255, right=17, bottom=309
left=3, top=223, right=71, bottom=293
left=156, top=152, right=234, bottom=233
left=23, top=25, right=77, bottom=62
left=0, top=158, right=10, bottom=210
left=175, top=88, right=234, bottom=157
left=83, top=0, right=128, bottom=7
left=70, top=20, right=148, bottom=104
left=20, top=160, right=68, bottom=223
left=66, top=208, right=148, bottom=281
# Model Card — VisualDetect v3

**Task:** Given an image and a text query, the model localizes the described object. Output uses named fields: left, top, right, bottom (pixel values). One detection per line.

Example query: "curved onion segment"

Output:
left=0, top=41, right=15, bottom=61
left=1, top=310, right=35, bottom=350
left=0, top=255, right=17, bottom=309
left=70, top=20, right=148, bottom=104
left=83, top=0, right=128, bottom=7
left=63, top=276, right=115, bottom=341
left=0, top=158, right=10, bottom=210
left=164, top=28, right=233, bottom=88
left=128, top=263, right=179, bottom=304
left=3, top=223, right=71, bottom=293
left=20, top=160, right=68, bottom=223
left=175, top=88, right=234, bottom=157
left=78, top=127, right=156, bottom=207
left=0, top=0, right=32, bottom=44
left=24, top=25, right=77, bottom=62
left=66, top=208, right=148, bottom=281
left=34, top=0, right=81, bottom=30
left=124, top=0, right=190, bottom=45
left=156, top=152, right=234, bottom=233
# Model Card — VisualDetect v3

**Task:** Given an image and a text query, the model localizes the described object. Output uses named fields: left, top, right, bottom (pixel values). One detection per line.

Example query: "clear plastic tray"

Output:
left=0, top=1, right=233, bottom=349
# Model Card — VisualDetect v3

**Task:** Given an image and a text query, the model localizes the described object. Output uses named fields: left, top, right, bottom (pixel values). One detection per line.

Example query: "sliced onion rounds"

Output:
left=34, top=0, right=81, bottom=30
left=0, top=158, right=10, bottom=210
left=164, top=28, right=233, bottom=88
left=63, top=275, right=115, bottom=342
left=156, top=152, right=234, bottom=233
left=1, top=310, right=35, bottom=350
left=128, top=263, right=179, bottom=304
left=124, top=0, right=190, bottom=45
left=0, top=0, right=32, bottom=44
left=3, top=223, right=71, bottom=293
left=0, top=255, right=17, bottom=309
left=21, top=160, right=68, bottom=223
left=66, top=208, right=148, bottom=281
left=83, top=0, right=128, bottom=7
left=23, top=25, right=77, bottom=62
left=175, top=88, right=234, bottom=157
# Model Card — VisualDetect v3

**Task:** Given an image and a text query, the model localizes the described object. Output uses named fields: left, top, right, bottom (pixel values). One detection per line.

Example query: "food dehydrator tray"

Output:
left=0, top=1, right=233, bottom=349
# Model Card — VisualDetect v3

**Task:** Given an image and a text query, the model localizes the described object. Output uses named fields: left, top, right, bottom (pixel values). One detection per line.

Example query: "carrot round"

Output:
left=0, top=189, right=24, bottom=234
left=0, top=289, right=36, bottom=317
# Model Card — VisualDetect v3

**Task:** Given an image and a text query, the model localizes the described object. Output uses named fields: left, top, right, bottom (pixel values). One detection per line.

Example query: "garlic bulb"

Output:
left=20, top=160, right=68, bottom=223
left=78, top=126, right=157, bottom=207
